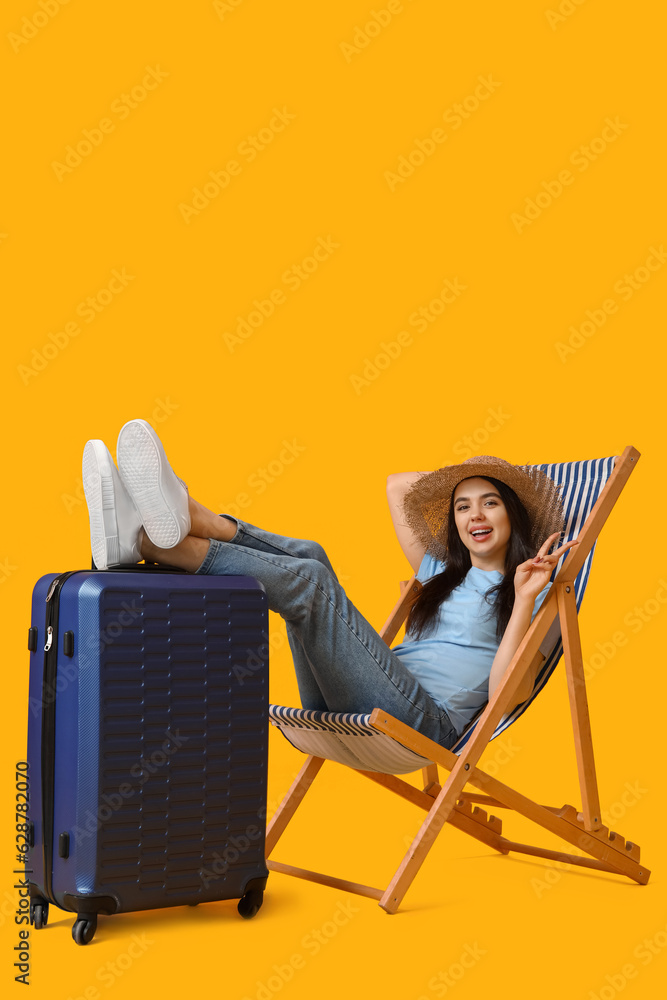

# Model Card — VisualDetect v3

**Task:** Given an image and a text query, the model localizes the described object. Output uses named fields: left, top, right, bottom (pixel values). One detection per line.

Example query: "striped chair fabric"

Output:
left=269, top=456, right=617, bottom=774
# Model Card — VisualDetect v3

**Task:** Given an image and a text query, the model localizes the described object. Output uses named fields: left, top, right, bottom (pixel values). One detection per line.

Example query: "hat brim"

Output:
left=401, top=457, right=566, bottom=561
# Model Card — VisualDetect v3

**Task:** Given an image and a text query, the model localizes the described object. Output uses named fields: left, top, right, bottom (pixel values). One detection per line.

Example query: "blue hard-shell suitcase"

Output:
left=26, top=564, right=270, bottom=944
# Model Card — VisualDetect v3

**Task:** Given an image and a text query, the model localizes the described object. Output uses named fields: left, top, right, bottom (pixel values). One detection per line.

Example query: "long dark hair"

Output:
left=404, top=476, right=537, bottom=643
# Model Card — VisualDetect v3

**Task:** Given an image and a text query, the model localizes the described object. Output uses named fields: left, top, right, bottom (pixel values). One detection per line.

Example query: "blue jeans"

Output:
left=194, top=515, right=459, bottom=750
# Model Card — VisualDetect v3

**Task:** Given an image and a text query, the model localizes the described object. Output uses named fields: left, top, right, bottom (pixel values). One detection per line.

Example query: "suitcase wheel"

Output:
left=72, top=914, right=97, bottom=945
left=237, top=889, right=263, bottom=919
left=30, top=900, right=49, bottom=929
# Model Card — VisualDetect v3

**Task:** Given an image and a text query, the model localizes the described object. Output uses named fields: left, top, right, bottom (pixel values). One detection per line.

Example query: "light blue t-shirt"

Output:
left=391, top=552, right=552, bottom=738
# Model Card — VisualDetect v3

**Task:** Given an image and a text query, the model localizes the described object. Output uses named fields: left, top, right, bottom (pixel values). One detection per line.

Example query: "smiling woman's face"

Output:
left=452, top=476, right=511, bottom=571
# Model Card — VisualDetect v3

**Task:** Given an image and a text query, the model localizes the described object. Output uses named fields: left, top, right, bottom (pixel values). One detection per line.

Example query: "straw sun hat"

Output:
left=401, top=455, right=567, bottom=562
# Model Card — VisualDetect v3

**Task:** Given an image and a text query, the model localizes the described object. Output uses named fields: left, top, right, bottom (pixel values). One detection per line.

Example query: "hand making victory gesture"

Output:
left=513, top=532, right=580, bottom=604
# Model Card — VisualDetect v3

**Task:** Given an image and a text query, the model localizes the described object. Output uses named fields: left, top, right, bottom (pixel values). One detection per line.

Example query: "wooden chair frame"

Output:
left=265, top=446, right=650, bottom=913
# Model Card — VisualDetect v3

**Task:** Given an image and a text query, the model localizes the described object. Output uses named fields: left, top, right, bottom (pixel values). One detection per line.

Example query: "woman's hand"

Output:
left=513, top=532, right=580, bottom=605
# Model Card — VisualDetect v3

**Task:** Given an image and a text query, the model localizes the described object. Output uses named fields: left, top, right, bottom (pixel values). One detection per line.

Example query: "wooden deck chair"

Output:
left=265, top=447, right=650, bottom=913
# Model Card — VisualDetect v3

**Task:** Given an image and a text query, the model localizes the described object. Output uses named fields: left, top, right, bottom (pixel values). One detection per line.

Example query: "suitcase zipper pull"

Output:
left=44, top=626, right=54, bottom=651
left=45, top=577, right=60, bottom=602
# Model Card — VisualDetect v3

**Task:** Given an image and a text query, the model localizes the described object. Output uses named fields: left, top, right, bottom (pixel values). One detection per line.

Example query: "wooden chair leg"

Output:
left=557, top=583, right=601, bottom=832
left=421, top=763, right=439, bottom=793
left=265, top=755, right=325, bottom=856
left=379, top=769, right=468, bottom=914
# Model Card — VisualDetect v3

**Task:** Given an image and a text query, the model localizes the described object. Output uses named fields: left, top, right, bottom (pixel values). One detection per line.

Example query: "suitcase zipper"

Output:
left=40, top=571, right=79, bottom=907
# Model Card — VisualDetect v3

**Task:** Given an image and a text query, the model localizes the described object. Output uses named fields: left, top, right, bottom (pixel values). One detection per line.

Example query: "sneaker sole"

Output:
left=82, top=441, right=121, bottom=570
left=117, top=420, right=185, bottom=548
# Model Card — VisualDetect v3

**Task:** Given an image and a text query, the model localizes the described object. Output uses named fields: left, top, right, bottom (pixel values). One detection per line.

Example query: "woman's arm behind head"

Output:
left=386, top=471, right=430, bottom=575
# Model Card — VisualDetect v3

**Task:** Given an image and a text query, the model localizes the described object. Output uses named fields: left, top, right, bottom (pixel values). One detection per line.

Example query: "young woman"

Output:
left=82, top=421, right=578, bottom=752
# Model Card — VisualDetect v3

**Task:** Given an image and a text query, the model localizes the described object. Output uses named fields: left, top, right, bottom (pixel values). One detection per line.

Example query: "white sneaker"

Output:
left=82, top=440, right=144, bottom=570
left=116, top=418, right=191, bottom=549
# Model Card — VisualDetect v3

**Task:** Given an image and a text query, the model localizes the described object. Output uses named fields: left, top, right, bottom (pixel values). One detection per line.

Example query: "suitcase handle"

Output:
left=91, top=555, right=187, bottom=574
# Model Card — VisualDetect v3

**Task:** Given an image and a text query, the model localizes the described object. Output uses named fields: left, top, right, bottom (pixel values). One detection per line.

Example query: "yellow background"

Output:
left=2, top=0, right=665, bottom=997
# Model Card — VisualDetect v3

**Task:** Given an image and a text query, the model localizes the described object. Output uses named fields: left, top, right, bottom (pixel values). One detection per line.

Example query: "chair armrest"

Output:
left=378, top=576, right=423, bottom=646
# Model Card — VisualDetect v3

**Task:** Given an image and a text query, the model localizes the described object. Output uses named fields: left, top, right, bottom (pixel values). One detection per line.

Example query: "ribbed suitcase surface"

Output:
left=27, top=569, right=270, bottom=943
